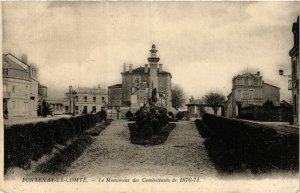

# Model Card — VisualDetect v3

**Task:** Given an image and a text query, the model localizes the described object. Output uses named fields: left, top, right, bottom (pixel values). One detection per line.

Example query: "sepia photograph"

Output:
left=1, top=1, right=299, bottom=193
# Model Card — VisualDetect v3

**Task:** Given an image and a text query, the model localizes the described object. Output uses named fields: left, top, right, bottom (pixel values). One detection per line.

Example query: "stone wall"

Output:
left=262, top=83, right=280, bottom=106
left=239, top=106, right=293, bottom=122
left=108, top=86, right=122, bottom=107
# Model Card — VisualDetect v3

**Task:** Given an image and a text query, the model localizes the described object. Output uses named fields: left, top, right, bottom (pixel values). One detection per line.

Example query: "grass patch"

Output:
left=36, top=134, right=94, bottom=174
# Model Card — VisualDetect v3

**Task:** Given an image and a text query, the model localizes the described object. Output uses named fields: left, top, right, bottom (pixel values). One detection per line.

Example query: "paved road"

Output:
left=64, top=120, right=216, bottom=177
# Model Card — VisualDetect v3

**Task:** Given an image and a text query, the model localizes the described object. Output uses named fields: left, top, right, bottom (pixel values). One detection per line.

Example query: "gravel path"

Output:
left=64, top=120, right=216, bottom=177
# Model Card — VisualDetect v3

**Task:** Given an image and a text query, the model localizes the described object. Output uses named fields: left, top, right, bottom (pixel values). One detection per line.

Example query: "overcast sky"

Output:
left=3, top=2, right=300, bottom=102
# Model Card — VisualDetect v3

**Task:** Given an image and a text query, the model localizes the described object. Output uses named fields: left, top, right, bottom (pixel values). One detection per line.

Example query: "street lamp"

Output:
left=279, top=69, right=292, bottom=78
left=72, top=91, right=77, bottom=116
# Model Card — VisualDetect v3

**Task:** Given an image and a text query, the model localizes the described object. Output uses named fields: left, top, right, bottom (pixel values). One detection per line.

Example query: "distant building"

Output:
left=186, top=98, right=222, bottom=118
left=226, top=72, right=280, bottom=118
left=47, top=97, right=68, bottom=115
left=108, top=44, right=173, bottom=113
left=2, top=53, right=41, bottom=118
left=289, top=16, right=299, bottom=125
left=65, top=85, right=108, bottom=114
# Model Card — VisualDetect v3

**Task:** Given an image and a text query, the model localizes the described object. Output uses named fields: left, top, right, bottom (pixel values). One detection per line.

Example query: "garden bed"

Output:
left=128, top=123, right=176, bottom=145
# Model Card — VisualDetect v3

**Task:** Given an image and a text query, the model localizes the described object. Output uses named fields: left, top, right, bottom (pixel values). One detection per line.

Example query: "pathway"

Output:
left=64, top=120, right=216, bottom=177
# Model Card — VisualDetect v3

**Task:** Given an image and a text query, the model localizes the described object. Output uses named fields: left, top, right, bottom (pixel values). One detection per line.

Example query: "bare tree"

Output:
left=171, top=84, right=186, bottom=110
left=204, top=92, right=225, bottom=115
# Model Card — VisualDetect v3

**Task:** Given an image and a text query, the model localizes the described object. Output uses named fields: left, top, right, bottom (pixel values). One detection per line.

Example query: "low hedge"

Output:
left=4, top=113, right=102, bottom=173
left=200, top=113, right=299, bottom=173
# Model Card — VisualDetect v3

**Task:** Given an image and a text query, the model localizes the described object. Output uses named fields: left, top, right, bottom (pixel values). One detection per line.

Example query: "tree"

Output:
left=171, top=84, right=186, bottom=110
left=204, top=92, right=225, bottom=115
left=189, top=96, right=195, bottom=103
left=263, top=100, right=274, bottom=107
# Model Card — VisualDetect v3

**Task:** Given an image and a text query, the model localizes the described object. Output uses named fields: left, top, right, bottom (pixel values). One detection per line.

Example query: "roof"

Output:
left=3, top=54, right=28, bottom=71
left=4, top=53, right=33, bottom=69
left=38, top=83, right=48, bottom=88
left=75, top=87, right=108, bottom=94
left=122, top=66, right=172, bottom=77
left=47, top=97, right=68, bottom=103
left=108, top=84, right=122, bottom=88
left=186, top=99, right=203, bottom=106
left=233, top=72, right=260, bottom=80
left=263, top=82, right=280, bottom=89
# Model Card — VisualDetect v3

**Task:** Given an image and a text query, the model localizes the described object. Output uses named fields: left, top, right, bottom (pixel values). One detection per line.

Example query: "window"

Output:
left=12, top=85, right=16, bottom=93
left=102, top=97, right=105, bottom=102
left=24, top=102, right=28, bottom=113
left=84, top=96, right=87, bottom=102
left=65, top=106, right=69, bottom=111
left=3, top=84, right=7, bottom=92
left=245, top=77, right=248, bottom=85
left=2, top=68, right=8, bottom=75
left=75, top=96, right=78, bottom=102
left=292, top=60, right=297, bottom=81
left=242, top=92, right=250, bottom=100
left=12, top=101, right=15, bottom=109
left=75, top=106, right=79, bottom=110
left=93, top=96, right=96, bottom=102
left=248, top=78, right=253, bottom=85
left=92, top=106, right=96, bottom=112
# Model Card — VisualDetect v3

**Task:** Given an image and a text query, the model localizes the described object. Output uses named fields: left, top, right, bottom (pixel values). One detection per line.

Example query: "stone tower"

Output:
left=148, top=44, right=160, bottom=92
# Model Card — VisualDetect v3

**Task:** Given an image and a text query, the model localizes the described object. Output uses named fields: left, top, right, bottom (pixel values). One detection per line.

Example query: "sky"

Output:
left=3, top=2, right=300, bottom=102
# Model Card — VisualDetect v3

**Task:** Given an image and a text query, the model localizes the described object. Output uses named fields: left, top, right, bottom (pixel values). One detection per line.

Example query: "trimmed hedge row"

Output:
left=4, top=113, right=102, bottom=173
left=199, top=113, right=298, bottom=173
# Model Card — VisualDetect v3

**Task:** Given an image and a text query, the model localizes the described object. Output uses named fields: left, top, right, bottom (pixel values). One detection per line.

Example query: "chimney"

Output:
left=21, top=54, right=27, bottom=64
left=129, top=64, right=132, bottom=73
left=145, top=64, right=148, bottom=73
left=257, top=71, right=260, bottom=76
left=159, top=64, right=162, bottom=72
left=123, top=63, right=126, bottom=72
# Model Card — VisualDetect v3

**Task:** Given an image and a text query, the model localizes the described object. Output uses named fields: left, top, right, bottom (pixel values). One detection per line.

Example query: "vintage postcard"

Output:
left=1, top=1, right=299, bottom=193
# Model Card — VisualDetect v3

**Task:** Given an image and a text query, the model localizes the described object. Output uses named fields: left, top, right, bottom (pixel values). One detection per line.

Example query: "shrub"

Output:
left=126, top=110, right=134, bottom=119
left=4, top=114, right=103, bottom=173
left=201, top=113, right=299, bottom=173
left=168, top=111, right=174, bottom=118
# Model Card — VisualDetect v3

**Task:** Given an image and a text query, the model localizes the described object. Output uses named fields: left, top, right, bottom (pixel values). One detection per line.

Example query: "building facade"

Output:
left=2, top=53, right=40, bottom=118
left=47, top=97, right=68, bottom=115
left=108, top=44, right=173, bottom=113
left=186, top=98, right=222, bottom=117
left=226, top=72, right=280, bottom=118
left=65, top=85, right=108, bottom=115
left=289, top=16, right=299, bottom=125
